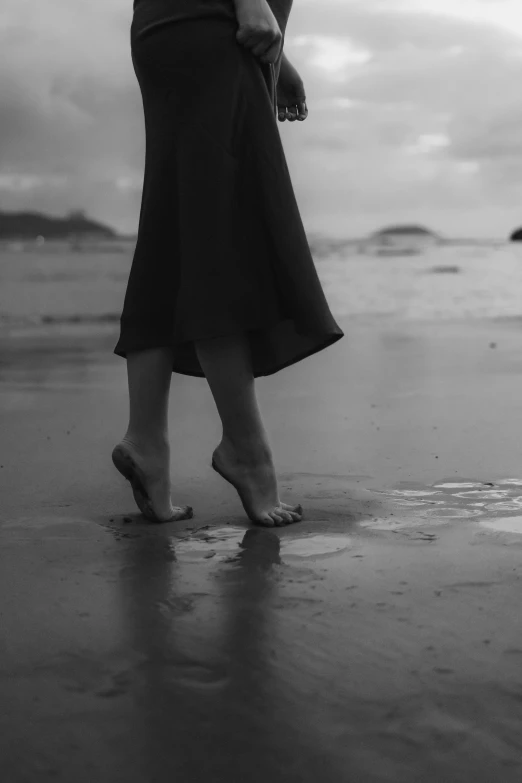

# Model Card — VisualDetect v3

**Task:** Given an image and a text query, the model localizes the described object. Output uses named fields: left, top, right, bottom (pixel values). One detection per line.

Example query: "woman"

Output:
left=112, top=0, right=344, bottom=527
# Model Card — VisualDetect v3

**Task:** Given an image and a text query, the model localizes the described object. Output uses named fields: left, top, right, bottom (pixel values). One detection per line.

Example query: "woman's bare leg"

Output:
left=112, top=346, right=191, bottom=522
left=194, top=331, right=302, bottom=527
left=125, top=346, right=173, bottom=446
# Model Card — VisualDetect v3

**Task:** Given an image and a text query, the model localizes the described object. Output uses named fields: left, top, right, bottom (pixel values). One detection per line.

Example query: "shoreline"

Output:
left=1, top=313, right=522, bottom=780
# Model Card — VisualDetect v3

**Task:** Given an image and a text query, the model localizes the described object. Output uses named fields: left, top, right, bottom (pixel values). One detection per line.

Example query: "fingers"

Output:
left=258, top=39, right=283, bottom=65
left=278, top=101, right=308, bottom=122
left=296, top=100, right=308, bottom=121
left=239, top=28, right=282, bottom=64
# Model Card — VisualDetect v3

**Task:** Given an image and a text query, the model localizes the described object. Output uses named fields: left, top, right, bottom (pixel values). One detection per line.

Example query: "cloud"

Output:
left=1, top=0, right=522, bottom=235
left=0, top=0, right=140, bottom=225
left=280, top=1, right=522, bottom=235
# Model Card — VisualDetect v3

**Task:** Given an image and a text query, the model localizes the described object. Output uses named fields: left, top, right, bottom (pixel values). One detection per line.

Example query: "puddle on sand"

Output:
left=361, top=477, right=522, bottom=531
left=174, top=526, right=244, bottom=562
left=385, top=489, right=443, bottom=497
left=174, top=527, right=352, bottom=562
left=359, top=516, right=450, bottom=531
left=359, top=518, right=413, bottom=531
left=422, top=508, right=482, bottom=518
left=280, top=535, right=352, bottom=559
left=479, top=516, right=522, bottom=535
left=453, top=490, right=511, bottom=500
left=486, top=498, right=522, bottom=511
left=434, top=482, right=485, bottom=489
left=392, top=500, right=446, bottom=507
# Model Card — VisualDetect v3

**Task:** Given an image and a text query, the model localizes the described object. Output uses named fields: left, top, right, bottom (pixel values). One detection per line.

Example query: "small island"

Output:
left=509, top=227, right=522, bottom=242
left=370, top=224, right=440, bottom=241
left=0, top=209, right=118, bottom=241
left=361, top=224, right=441, bottom=256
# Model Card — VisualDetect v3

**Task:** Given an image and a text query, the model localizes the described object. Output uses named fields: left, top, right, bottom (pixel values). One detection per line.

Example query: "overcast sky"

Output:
left=2, top=0, right=522, bottom=238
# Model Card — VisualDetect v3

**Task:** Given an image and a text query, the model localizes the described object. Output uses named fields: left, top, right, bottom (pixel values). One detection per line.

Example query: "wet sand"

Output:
left=1, top=315, right=522, bottom=781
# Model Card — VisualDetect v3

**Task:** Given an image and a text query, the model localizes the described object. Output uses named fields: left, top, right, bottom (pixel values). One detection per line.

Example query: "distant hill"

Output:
left=0, top=209, right=118, bottom=240
left=509, top=227, right=522, bottom=242
left=371, top=224, right=439, bottom=239
left=307, top=234, right=355, bottom=257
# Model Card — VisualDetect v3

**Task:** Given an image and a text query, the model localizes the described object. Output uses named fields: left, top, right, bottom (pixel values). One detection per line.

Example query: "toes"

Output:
left=255, top=513, right=276, bottom=527
left=280, top=502, right=303, bottom=513
left=272, top=508, right=302, bottom=526
left=172, top=505, right=193, bottom=521
left=254, top=509, right=299, bottom=527
left=279, top=502, right=303, bottom=522
left=276, top=509, right=295, bottom=524
left=269, top=510, right=285, bottom=526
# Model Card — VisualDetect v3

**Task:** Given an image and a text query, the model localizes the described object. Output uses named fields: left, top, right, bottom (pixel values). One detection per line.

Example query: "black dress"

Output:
left=113, top=14, right=344, bottom=377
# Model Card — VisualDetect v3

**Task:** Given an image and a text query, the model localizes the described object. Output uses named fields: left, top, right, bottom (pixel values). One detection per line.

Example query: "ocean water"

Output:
left=1, top=237, right=522, bottom=335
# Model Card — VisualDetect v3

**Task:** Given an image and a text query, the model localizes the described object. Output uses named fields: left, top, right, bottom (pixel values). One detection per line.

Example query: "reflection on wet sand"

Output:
left=117, top=527, right=345, bottom=781
left=4, top=315, right=522, bottom=781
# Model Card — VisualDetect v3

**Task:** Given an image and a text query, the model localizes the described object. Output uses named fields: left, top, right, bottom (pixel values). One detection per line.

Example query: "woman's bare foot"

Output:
left=211, top=437, right=302, bottom=527
left=112, top=437, right=193, bottom=523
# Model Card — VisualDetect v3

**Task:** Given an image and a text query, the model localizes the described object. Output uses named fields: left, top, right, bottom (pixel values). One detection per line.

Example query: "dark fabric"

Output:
left=113, top=19, right=344, bottom=377
left=131, top=0, right=236, bottom=42
left=131, top=0, right=286, bottom=85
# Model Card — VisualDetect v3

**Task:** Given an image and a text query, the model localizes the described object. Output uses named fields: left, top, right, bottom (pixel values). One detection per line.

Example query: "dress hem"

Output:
left=113, top=328, right=344, bottom=378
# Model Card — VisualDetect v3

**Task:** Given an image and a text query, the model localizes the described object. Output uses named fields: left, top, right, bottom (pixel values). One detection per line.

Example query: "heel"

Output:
left=211, top=456, right=235, bottom=489
left=112, top=442, right=193, bottom=524
left=112, top=444, right=147, bottom=496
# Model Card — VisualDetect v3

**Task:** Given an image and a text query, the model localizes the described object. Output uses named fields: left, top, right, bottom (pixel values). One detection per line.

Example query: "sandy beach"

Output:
left=2, top=313, right=522, bottom=781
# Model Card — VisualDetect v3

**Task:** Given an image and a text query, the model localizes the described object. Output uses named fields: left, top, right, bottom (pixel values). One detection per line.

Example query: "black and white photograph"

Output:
left=1, top=0, right=522, bottom=780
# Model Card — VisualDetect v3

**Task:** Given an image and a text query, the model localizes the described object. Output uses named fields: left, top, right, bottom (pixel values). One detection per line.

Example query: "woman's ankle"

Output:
left=122, top=431, right=170, bottom=453
left=219, top=433, right=272, bottom=463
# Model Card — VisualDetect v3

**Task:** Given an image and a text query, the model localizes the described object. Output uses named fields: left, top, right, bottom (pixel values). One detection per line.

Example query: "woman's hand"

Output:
left=276, top=55, right=308, bottom=122
left=234, top=0, right=283, bottom=65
